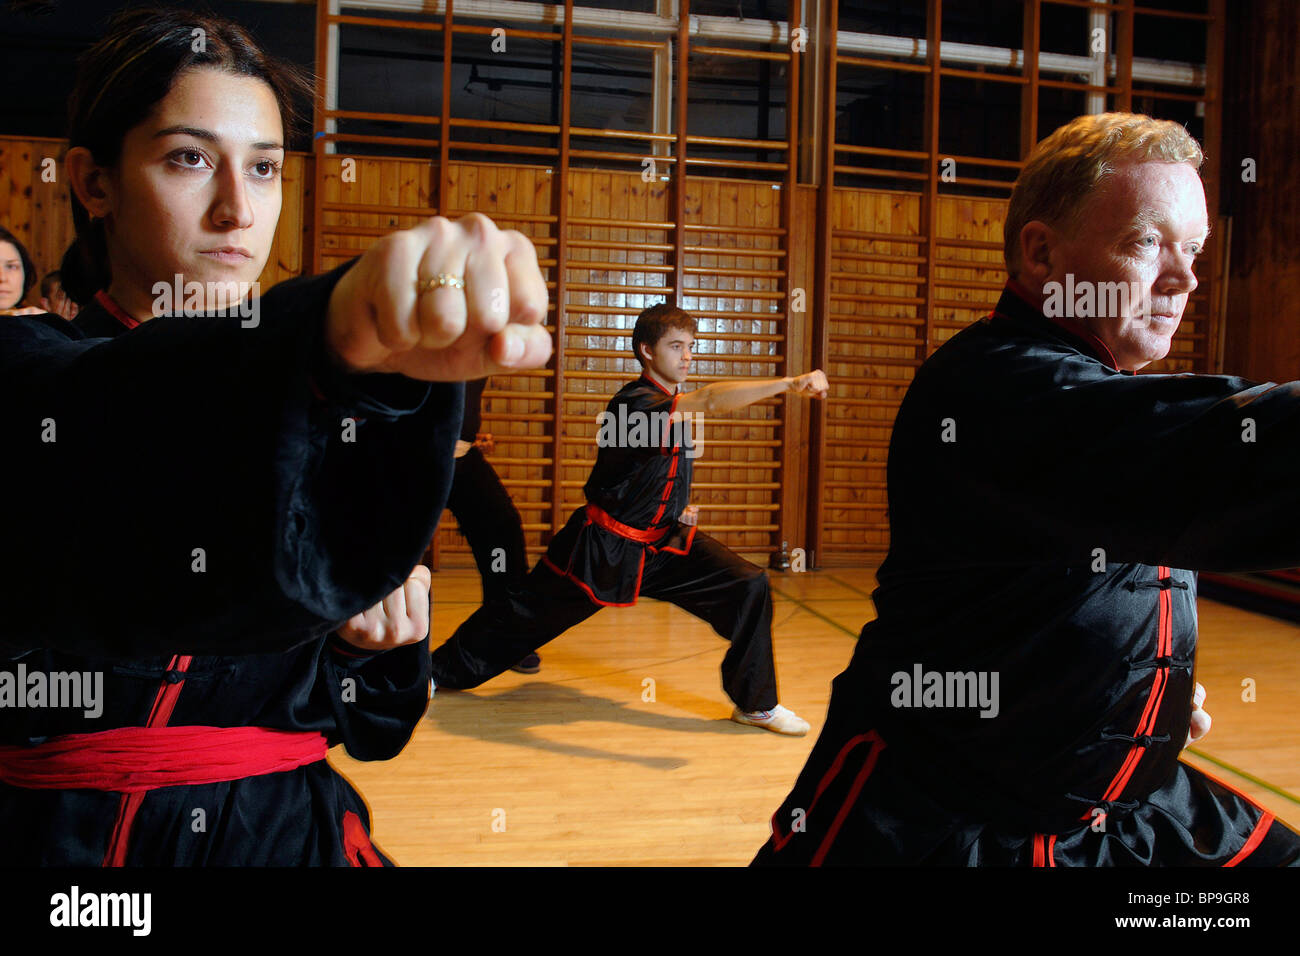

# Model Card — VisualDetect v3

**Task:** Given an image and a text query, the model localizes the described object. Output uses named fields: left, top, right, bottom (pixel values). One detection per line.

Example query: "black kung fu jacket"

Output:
left=0, top=264, right=461, bottom=865
left=759, top=281, right=1300, bottom=865
left=543, top=372, right=697, bottom=606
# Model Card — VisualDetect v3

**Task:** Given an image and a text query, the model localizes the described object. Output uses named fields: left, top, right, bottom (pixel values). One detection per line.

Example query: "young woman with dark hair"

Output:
left=0, top=7, right=550, bottom=865
left=0, top=225, right=40, bottom=313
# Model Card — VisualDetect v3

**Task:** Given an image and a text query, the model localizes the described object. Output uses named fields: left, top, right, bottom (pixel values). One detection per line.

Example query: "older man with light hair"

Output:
left=754, top=113, right=1300, bottom=866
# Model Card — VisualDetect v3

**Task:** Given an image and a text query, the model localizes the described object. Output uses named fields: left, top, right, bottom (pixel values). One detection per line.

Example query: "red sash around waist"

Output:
left=0, top=726, right=328, bottom=794
left=585, top=503, right=669, bottom=544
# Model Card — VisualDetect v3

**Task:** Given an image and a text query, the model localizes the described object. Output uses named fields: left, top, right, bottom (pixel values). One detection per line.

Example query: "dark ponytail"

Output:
left=59, top=232, right=108, bottom=308
left=62, top=5, right=314, bottom=304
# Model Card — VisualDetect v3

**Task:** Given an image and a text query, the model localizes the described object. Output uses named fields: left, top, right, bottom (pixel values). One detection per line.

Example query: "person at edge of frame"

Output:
left=0, top=6, right=550, bottom=866
left=754, top=112, right=1296, bottom=867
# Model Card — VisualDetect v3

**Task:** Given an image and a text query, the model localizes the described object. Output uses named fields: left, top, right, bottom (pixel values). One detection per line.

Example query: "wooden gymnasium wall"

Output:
left=308, top=0, right=812, bottom=567
left=821, top=190, right=1005, bottom=556
left=0, top=0, right=1227, bottom=570
left=314, top=161, right=786, bottom=558
left=312, top=156, right=560, bottom=556
left=810, top=0, right=1224, bottom=564
left=308, top=159, right=785, bottom=556
left=314, top=158, right=794, bottom=560
left=0, top=137, right=76, bottom=290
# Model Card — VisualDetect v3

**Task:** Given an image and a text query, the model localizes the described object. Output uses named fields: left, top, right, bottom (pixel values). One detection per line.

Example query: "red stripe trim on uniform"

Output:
left=1004, top=278, right=1044, bottom=312
left=1223, top=813, right=1275, bottom=868
left=640, top=372, right=673, bottom=397
left=1030, top=833, right=1059, bottom=867
left=651, top=481, right=674, bottom=525
left=1092, top=567, right=1175, bottom=813
left=994, top=303, right=1118, bottom=370
left=540, top=553, right=645, bottom=608
left=1047, top=314, right=1120, bottom=371
left=650, top=524, right=697, bottom=556
left=103, top=794, right=144, bottom=868
left=1105, top=569, right=1174, bottom=799
left=1191, top=761, right=1271, bottom=806
left=996, top=279, right=1121, bottom=370
left=146, top=654, right=192, bottom=728
left=93, top=290, right=141, bottom=330
left=1099, top=670, right=1170, bottom=803
left=342, top=810, right=385, bottom=867
left=658, top=391, right=681, bottom=456
left=1178, top=761, right=1279, bottom=867
left=1100, top=745, right=1146, bottom=807
left=812, top=737, right=888, bottom=867
left=102, top=654, right=193, bottom=866
left=650, top=446, right=681, bottom=526
left=769, top=730, right=885, bottom=854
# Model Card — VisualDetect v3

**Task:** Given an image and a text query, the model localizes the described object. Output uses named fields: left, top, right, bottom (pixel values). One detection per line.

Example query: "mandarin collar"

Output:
left=993, top=279, right=1122, bottom=371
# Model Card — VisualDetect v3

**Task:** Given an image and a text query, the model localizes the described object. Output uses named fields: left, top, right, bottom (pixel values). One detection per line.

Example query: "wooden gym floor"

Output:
left=330, top=567, right=1300, bottom=866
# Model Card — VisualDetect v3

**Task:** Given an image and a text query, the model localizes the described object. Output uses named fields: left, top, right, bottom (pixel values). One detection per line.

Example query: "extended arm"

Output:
left=674, top=369, right=827, bottom=416
left=2, top=214, right=551, bottom=659
left=0, top=265, right=454, bottom=658
left=894, top=338, right=1300, bottom=571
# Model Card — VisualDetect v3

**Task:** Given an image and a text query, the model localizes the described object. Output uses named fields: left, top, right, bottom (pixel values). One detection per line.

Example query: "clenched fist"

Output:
left=790, top=369, right=829, bottom=398
left=326, top=213, right=552, bottom=381
left=336, top=565, right=432, bottom=651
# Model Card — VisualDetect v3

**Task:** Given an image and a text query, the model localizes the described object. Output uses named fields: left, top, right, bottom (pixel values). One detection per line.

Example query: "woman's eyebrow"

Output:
left=153, top=125, right=283, bottom=151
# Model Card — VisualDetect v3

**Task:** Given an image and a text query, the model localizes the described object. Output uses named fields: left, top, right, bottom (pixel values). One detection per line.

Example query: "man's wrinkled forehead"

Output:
left=1079, top=161, right=1208, bottom=236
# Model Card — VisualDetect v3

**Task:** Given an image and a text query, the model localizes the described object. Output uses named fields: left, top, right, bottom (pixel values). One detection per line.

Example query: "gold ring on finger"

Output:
left=415, top=273, right=466, bottom=294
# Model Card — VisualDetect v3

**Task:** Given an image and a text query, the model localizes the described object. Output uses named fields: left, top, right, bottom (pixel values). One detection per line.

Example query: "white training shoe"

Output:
left=731, top=704, right=810, bottom=736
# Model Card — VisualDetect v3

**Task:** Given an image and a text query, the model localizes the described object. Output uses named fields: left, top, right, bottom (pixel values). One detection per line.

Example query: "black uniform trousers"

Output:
left=444, top=446, right=528, bottom=604
left=429, top=530, right=779, bottom=713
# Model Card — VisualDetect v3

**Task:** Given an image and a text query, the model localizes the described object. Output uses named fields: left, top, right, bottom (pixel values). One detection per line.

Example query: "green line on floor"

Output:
left=825, top=573, right=878, bottom=602
left=1185, top=748, right=1300, bottom=807
left=770, top=584, right=860, bottom=639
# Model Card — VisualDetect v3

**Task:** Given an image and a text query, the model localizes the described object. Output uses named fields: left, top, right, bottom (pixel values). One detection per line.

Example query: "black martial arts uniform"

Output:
left=754, top=281, right=1300, bottom=866
left=445, top=378, right=528, bottom=603
left=430, top=372, right=780, bottom=713
left=0, top=266, right=461, bottom=865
